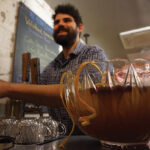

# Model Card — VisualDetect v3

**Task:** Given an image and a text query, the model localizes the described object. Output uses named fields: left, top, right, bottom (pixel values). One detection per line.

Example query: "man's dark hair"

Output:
left=52, top=4, right=83, bottom=26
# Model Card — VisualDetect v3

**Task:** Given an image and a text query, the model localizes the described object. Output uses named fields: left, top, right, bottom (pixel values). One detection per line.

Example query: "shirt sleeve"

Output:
left=87, top=45, right=108, bottom=61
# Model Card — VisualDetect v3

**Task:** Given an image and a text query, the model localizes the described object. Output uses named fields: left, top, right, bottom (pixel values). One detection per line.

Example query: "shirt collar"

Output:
left=71, top=41, right=85, bottom=55
left=55, top=41, right=85, bottom=64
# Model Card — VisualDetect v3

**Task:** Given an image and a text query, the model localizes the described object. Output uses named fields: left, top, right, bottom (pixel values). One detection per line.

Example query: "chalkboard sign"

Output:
left=13, top=2, right=59, bottom=82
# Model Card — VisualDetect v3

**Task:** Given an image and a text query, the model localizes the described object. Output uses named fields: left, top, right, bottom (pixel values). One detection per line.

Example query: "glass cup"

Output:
left=15, top=118, right=50, bottom=144
left=61, top=59, right=150, bottom=149
left=0, top=119, right=19, bottom=138
left=40, top=117, right=66, bottom=141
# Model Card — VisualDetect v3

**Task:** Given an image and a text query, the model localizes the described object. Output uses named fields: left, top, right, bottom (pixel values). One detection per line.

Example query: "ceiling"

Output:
left=45, top=0, right=150, bottom=60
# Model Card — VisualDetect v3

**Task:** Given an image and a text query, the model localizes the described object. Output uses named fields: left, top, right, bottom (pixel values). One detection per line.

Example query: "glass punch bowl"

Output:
left=60, top=59, right=150, bottom=149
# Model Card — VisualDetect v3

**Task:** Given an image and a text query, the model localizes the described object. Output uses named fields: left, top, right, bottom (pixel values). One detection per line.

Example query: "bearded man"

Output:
left=0, top=4, right=108, bottom=135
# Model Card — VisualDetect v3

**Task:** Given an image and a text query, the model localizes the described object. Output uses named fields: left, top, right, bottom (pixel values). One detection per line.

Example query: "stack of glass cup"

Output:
left=0, top=117, right=66, bottom=144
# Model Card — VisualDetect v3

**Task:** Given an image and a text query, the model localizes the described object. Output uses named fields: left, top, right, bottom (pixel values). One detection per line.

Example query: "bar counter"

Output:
left=10, top=136, right=101, bottom=150
left=10, top=136, right=150, bottom=150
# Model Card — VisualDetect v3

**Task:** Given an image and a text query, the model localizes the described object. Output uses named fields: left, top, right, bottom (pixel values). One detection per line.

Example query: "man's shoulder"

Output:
left=82, top=44, right=104, bottom=55
left=76, top=43, right=108, bottom=62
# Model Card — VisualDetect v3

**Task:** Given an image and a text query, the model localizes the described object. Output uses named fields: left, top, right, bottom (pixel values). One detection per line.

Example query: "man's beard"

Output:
left=53, top=26, right=77, bottom=47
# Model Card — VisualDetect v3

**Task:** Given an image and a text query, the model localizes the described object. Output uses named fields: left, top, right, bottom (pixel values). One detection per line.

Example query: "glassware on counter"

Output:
left=0, top=119, right=19, bottom=138
left=40, top=117, right=66, bottom=141
left=15, top=118, right=45, bottom=144
left=0, top=117, right=66, bottom=144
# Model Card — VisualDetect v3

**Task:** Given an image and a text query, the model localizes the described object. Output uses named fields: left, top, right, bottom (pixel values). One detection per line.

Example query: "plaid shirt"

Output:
left=40, top=41, right=108, bottom=135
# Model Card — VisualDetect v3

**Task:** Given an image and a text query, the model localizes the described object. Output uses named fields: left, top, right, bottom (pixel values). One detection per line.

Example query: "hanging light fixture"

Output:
left=83, top=33, right=90, bottom=44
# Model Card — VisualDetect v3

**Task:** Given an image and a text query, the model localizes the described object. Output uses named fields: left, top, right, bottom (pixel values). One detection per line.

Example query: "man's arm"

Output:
left=0, top=80, right=64, bottom=107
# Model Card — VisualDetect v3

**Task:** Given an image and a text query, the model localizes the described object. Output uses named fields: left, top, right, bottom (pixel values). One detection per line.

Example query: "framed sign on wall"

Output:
left=13, top=2, right=59, bottom=83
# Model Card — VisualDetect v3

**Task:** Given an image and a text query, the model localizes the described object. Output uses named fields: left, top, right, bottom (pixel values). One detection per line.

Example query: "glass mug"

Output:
left=40, top=117, right=66, bottom=141
left=0, top=119, right=19, bottom=138
left=61, top=59, right=150, bottom=149
left=14, top=118, right=48, bottom=144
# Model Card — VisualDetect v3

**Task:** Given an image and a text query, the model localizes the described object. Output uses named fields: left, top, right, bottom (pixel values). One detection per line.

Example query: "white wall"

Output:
left=0, top=0, right=54, bottom=81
